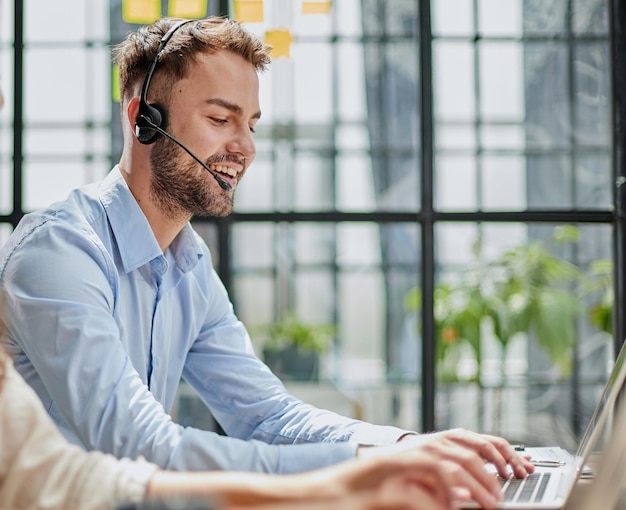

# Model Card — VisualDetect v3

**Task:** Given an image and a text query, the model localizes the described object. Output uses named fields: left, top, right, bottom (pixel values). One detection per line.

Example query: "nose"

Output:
left=226, top=124, right=256, bottom=162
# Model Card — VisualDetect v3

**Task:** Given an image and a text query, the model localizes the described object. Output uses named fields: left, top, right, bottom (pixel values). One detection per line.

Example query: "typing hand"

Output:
left=398, top=428, right=535, bottom=480
left=357, top=434, right=508, bottom=509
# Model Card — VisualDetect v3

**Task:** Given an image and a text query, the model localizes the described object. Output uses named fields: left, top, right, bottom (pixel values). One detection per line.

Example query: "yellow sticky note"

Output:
left=264, top=29, right=293, bottom=59
left=112, top=65, right=121, bottom=103
left=233, top=0, right=264, bottom=23
left=122, top=0, right=161, bottom=24
left=301, top=1, right=332, bottom=14
left=168, top=0, right=207, bottom=18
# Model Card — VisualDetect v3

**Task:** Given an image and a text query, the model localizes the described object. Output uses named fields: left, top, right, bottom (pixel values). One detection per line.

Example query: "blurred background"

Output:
left=0, top=0, right=623, bottom=451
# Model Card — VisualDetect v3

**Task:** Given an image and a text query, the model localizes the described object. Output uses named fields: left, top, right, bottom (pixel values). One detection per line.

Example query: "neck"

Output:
left=118, top=158, right=190, bottom=252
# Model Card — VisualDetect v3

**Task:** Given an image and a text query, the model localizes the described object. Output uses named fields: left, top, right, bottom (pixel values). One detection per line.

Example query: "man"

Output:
left=0, top=16, right=531, bottom=507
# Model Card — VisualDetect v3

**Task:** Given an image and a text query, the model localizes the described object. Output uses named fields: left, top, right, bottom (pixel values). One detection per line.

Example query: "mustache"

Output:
left=205, top=154, right=246, bottom=167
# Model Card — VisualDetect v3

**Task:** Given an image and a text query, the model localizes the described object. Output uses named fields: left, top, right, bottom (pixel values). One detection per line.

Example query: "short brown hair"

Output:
left=112, top=16, right=271, bottom=105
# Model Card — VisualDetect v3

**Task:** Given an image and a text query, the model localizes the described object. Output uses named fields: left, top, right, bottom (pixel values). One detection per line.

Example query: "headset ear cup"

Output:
left=135, top=102, right=166, bottom=144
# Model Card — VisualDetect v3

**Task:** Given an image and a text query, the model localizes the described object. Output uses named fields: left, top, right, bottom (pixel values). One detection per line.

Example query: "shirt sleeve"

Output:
left=0, top=216, right=358, bottom=473
left=0, top=356, right=159, bottom=510
left=182, top=263, right=413, bottom=450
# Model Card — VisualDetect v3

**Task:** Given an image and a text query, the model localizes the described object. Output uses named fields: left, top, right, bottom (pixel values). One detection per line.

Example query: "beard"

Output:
left=149, top=136, right=236, bottom=220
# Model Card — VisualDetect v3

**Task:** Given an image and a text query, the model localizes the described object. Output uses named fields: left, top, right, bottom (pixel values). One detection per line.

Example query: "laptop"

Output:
left=462, top=338, right=626, bottom=509
left=576, top=386, right=626, bottom=509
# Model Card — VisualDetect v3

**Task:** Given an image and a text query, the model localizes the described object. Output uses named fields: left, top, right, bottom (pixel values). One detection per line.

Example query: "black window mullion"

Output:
left=11, top=0, right=24, bottom=229
left=609, top=0, right=626, bottom=359
left=418, top=0, right=435, bottom=433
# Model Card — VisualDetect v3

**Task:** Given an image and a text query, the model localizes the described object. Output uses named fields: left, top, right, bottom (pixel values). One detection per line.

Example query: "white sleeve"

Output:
left=0, top=356, right=159, bottom=509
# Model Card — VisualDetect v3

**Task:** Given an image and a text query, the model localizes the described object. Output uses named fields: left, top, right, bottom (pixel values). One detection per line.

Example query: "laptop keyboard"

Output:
left=499, top=473, right=551, bottom=503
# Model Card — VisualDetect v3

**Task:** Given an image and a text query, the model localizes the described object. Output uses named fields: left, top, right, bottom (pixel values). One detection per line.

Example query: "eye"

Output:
left=210, top=117, right=227, bottom=125
left=249, top=126, right=256, bottom=134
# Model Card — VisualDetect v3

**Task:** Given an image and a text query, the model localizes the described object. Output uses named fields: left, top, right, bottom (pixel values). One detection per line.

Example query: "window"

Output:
left=1, top=0, right=622, bottom=446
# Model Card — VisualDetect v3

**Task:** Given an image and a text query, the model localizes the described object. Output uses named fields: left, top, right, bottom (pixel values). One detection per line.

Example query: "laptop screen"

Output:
left=575, top=339, right=626, bottom=461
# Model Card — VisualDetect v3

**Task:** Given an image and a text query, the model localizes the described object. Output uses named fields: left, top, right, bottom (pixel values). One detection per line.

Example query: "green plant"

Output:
left=405, top=225, right=585, bottom=433
left=438, top=225, right=583, bottom=378
left=261, top=314, right=335, bottom=354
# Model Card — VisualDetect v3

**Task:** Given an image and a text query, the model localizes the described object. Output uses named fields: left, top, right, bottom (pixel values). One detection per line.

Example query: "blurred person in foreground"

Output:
left=0, top=16, right=531, bottom=510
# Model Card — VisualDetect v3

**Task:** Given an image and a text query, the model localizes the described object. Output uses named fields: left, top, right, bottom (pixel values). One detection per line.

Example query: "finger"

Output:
left=376, top=453, right=459, bottom=507
left=478, top=435, right=534, bottom=479
left=418, top=442, right=502, bottom=508
left=382, top=477, right=452, bottom=510
left=436, top=458, right=501, bottom=509
left=442, top=430, right=532, bottom=479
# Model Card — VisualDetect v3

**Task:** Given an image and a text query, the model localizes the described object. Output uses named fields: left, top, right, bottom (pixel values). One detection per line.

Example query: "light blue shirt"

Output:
left=0, top=166, right=410, bottom=473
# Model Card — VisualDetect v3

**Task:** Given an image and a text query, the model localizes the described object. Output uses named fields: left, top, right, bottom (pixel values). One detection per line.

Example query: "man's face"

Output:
left=149, top=50, right=261, bottom=219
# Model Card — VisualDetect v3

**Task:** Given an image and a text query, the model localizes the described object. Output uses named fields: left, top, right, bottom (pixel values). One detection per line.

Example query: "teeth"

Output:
left=209, top=164, right=237, bottom=177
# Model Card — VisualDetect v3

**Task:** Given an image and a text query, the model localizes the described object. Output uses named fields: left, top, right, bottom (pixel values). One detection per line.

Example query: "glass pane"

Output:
left=524, top=42, right=569, bottom=149
left=574, top=42, right=610, bottom=147
left=523, top=0, right=567, bottom=35
left=481, top=155, right=526, bottom=211
left=335, top=124, right=370, bottom=151
left=234, top=274, right=275, bottom=341
left=336, top=223, right=381, bottom=266
left=0, top=49, right=11, bottom=119
left=23, top=161, right=107, bottom=211
left=293, top=43, right=332, bottom=124
left=336, top=153, right=376, bottom=211
left=334, top=0, right=362, bottom=37
left=293, top=2, right=333, bottom=36
left=25, top=0, right=109, bottom=42
left=25, top=48, right=94, bottom=123
left=572, top=0, right=607, bottom=35
left=433, top=41, right=475, bottom=122
left=25, top=127, right=110, bottom=156
left=384, top=0, right=418, bottom=38
left=295, top=153, right=334, bottom=210
left=575, top=154, right=611, bottom=209
left=479, top=42, right=524, bottom=122
left=339, top=271, right=385, bottom=361
left=435, top=124, right=476, bottom=152
left=432, top=0, right=474, bottom=37
left=235, top=149, right=274, bottom=212
left=337, top=42, right=367, bottom=122
left=294, top=224, right=335, bottom=265
left=0, top=162, right=11, bottom=214
left=527, top=155, right=572, bottom=209
left=435, top=155, right=477, bottom=211
left=478, top=0, right=522, bottom=37
left=480, top=124, right=525, bottom=151
left=231, top=222, right=274, bottom=269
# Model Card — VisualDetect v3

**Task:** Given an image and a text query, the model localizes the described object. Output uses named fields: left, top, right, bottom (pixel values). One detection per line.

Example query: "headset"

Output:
left=134, top=18, right=232, bottom=191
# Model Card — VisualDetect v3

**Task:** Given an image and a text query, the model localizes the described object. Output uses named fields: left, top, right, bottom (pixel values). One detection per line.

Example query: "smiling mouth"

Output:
left=208, top=164, right=239, bottom=178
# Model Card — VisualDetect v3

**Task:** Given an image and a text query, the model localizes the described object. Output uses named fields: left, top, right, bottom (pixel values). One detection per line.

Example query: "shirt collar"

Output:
left=99, top=166, right=203, bottom=274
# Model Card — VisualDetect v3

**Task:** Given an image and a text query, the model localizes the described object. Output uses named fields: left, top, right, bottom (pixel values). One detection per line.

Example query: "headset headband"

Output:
left=139, top=18, right=197, bottom=109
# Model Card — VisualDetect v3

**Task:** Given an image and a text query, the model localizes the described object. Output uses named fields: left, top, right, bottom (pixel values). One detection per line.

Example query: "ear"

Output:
left=127, top=96, right=141, bottom=134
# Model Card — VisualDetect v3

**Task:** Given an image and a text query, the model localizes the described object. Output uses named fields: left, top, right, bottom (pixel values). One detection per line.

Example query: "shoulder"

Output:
left=0, top=188, right=118, bottom=296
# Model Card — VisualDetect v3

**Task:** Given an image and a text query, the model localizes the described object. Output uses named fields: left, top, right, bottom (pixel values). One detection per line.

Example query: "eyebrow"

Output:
left=205, top=98, right=262, bottom=120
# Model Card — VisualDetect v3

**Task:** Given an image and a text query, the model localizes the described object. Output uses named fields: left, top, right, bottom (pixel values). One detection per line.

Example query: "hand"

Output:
left=398, top=428, right=534, bottom=480
left=314, top=451, right=469, bottom=510
left=357, top=436, right=506, bottom=509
